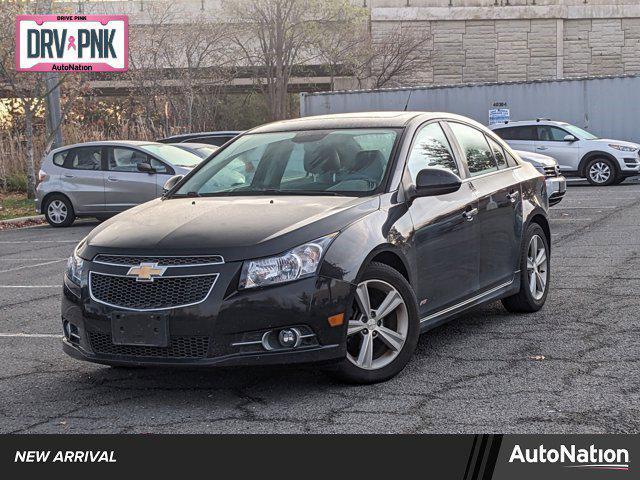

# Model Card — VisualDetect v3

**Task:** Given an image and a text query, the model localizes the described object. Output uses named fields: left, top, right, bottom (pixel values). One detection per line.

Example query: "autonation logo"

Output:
left=509, top=444, right=630, bottom=471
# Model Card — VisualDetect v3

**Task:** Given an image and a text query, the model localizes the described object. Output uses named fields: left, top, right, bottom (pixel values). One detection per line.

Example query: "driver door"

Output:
left=406, top=122, right=480, bottom=317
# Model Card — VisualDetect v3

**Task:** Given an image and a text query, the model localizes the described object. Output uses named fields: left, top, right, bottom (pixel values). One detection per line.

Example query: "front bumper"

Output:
left=61, top=263, right=352, bottom=367
left=546, top=175, right=567, bottom=206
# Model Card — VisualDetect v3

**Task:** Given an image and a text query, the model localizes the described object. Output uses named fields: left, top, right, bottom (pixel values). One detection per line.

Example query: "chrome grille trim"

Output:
left=93, top=254, right=225, bottom=267
left=89, top=271, right=219, bottom=311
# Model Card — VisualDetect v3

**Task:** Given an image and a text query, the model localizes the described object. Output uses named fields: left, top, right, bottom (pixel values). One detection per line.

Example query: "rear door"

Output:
left=534, top=125, right=581, bottom=171
left=447, top=122, right=522, bottom=292
left=492, top=125, right=537, bottom=154
left=406, top=121, right=480, bottom=317
left=104, top=147, right=158, bottom=213
left=59, top=146, right=105, bottom=214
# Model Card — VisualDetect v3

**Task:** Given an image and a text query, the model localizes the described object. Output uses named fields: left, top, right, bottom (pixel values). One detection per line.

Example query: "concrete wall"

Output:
left=369, top=1, right=640, bottom=86
left=300, top=75, right=640, bottom=143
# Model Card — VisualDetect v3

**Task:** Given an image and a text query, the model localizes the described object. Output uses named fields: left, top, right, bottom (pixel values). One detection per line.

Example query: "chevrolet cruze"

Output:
left=62, top=112, right=551, bottom=383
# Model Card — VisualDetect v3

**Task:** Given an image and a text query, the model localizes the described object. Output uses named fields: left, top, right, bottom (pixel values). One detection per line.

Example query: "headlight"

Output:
left=239, top=234, right=336, bottom=289
left=609, top=144, right=638, bottom=152
left=66, top=250, right=84, bottom=285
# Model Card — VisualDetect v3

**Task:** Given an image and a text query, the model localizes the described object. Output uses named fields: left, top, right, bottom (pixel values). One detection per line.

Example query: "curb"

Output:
left=0, top=214, right=45, bottom=226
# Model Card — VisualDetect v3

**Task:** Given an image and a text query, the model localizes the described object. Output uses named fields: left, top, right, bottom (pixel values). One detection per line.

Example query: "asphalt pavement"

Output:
left=1, top=180, right=639, bottom=433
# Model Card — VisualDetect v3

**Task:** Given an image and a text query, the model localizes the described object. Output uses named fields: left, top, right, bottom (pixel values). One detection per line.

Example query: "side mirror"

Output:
left=162, top=174, right=184, bottom=195
left=137, top=162, right=155, bottom=174
left=410, top=168, right=462, bottom=199
left=563, top=134, right=577, bottom=143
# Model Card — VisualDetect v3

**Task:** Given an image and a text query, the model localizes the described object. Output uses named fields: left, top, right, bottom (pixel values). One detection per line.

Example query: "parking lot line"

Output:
left=0, top=333, right=60, bottom=338
left=0, top=285, right=60, bottom=288
left=0, top=259, right=66, bottom=274
left=0, top=240, right=78, bottom=244
left=551, top=218, right=593, bottom=221
left=553, top=206, right=618, bottom=209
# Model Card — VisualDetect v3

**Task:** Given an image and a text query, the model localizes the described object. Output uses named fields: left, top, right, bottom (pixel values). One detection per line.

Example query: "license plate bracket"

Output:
left=111, top=312, right=168, bottom=347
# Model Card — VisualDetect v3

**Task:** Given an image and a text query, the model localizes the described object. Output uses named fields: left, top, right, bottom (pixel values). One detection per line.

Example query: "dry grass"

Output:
left=0, top=192, right=35, bottom=220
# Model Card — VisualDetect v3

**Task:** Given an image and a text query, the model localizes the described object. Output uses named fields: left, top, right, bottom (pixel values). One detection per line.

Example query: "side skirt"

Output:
left=418, top=278, right=518, bottom=334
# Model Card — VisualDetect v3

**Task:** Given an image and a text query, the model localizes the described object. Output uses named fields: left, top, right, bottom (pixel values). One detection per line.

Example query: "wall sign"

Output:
left=489, top=108, right=510, bottom=125
left=16, top=14, right=128, bottom=72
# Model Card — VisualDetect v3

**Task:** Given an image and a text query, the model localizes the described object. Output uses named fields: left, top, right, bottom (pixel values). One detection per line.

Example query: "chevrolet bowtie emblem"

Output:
left=126, top=262, right=167, bottom=282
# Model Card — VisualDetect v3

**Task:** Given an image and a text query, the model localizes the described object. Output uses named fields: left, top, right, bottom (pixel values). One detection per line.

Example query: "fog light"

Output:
left=63, top=320, right=71, bottom=340
left=278, top=328, right=299, bottom=348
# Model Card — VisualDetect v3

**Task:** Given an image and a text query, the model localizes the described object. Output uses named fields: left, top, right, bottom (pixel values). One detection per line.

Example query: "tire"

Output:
left=502, top=223, right=550, bottom=313
left=585, top=157, right=617, bottom=186
left=327, top=262, right=420, bottom=384
left=612, top=176, right=626, bottom=185
left=44, top=194, right=75, bottom=227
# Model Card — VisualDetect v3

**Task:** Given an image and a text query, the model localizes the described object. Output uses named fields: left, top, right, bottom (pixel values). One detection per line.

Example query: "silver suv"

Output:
left=36, top=141, right=202, bottom=227
left=490, top=120, right=640, bottom=186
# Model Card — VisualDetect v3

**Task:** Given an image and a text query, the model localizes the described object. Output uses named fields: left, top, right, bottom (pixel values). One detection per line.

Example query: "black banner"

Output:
left=1, top=434, right=636, bottom=478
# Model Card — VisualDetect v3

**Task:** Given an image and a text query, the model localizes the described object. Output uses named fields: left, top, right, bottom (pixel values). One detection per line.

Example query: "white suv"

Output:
left=490, top=120, right=640, bottom=186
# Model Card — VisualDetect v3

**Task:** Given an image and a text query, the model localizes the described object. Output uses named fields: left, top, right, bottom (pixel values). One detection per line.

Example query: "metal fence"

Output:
left=300, top=75, right=640, bottom=143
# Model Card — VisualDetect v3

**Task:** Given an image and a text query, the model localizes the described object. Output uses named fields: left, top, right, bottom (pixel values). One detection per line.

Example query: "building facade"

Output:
left=370, top=0, right=640, bottom=86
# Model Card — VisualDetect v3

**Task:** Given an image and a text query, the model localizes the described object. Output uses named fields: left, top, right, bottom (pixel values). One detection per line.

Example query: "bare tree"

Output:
left=225, top=0, right=361, bottom=120
left=356, top=25, right=431, bottom=89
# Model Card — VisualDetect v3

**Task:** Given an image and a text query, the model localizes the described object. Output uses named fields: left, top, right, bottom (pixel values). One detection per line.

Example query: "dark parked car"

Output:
left=157, top=131, right=242, bottom=146
left=63, top=112, right=551, bottom=383
left=170, top=142, right=218, bottom=159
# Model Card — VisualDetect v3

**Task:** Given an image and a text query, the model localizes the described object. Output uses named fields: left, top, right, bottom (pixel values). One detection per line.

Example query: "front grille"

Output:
left=543, top=166, right=559, bottom=177
left=90, top=272, right=217, bottom=310
left=88, top=331, right=210, bottom=358
left=93, top=255, right=223, bottom=266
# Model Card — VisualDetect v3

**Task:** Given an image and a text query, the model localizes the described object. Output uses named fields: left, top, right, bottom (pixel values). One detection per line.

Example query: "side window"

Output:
left=407, top=122, right=459, bottom=181
left=449, top=122, right=498, bottom=177
left=67, top=147, right=102, bottom=170
left=494, top=126, right=537, bottom=141
left=53, top=150, right=69, bottom=167
left=149, top=158, right=171, bottom=174
left=108, top=148, right=149, bottom=172
left=537, top=126, right=569, bottom=142
left=505, top=150, right=519, bottom=167
left=486, top=136, right=508, bottom=169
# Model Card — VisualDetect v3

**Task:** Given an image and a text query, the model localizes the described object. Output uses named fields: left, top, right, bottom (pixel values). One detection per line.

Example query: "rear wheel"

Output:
left=585, top=158, right=616, bottom=186
left=44, top=194, right=75, bottom=227
left=328, top=262, right=419, bottom=384
left=502, top=223, right=549, bottom=313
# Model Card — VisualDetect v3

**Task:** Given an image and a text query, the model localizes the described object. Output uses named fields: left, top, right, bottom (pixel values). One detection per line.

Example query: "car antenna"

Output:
left=403, top=89, right=413, bottom=111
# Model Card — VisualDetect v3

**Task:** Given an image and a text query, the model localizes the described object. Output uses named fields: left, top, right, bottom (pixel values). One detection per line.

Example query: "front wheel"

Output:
left=585, top=158, right=616, bottom=186
left=328, top=262, right=419, bottom=384
left=502, top=223, right=550, bottom=313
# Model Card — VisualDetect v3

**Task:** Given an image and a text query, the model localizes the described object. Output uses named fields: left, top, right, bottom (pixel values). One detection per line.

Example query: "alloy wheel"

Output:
left=589, top=161, right=611, bottom=184
left=526, top=234, right=547, bottom=300
left=346, top=279, right=408, bottom=370
left=47, top=200, right=68, bottom=224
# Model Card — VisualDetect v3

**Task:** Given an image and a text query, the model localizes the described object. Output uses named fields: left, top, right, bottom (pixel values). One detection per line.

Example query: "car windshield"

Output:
left=172, top=129, right=399, bottom=197
left=564, top=124, right=598, bottom=140
left=140, top=144, right=203, bottom=167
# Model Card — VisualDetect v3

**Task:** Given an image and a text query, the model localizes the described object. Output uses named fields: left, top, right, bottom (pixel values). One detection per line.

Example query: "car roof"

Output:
left=50, top=140, right=160, bottom=155
left=173, top=142, right=218, bottom=149
left=490, top=120, right=571, bottom=128
left=249, top=111, right=477, bottom=133
left=159, top=131, right=243, bottom=141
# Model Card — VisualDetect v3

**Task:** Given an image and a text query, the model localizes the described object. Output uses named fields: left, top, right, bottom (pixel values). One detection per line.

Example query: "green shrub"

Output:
left=5, top=172, right=27, bottom=193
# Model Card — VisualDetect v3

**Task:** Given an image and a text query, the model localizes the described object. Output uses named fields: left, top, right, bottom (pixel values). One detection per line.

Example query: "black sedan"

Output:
left=62, top=112, right=550, bottom=383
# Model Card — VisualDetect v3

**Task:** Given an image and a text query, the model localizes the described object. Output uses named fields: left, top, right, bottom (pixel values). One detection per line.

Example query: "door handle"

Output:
left=462, top=207, right=478, bottom=221
left=107, top=176, right=118, bottom=182
left=507, top=190, right=520, bottom=203
left=63, top=174, right=74, bottom=178
left=536, top=146, right=548, bottom=151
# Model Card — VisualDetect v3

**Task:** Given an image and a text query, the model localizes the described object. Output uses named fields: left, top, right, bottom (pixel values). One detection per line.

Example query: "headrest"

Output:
left=350, top=150, right=384, bottom=180
left=304, top=145, right=341, bottom=174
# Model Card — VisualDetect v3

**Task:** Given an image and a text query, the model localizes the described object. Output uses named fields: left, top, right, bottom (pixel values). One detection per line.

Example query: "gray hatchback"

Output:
left=36, top=141, right=202, bottom=227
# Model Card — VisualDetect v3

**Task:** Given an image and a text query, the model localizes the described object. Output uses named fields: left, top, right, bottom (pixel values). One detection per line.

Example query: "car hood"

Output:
left=80, top=195, right=380, bottom=262
left=514, top=149, right=557, bottom=167
left=592, top=138, right=640, bottom=149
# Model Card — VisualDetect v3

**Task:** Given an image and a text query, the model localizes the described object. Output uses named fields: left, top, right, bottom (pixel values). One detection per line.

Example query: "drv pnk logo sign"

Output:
left=16, top=15, right=128, bottom=72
